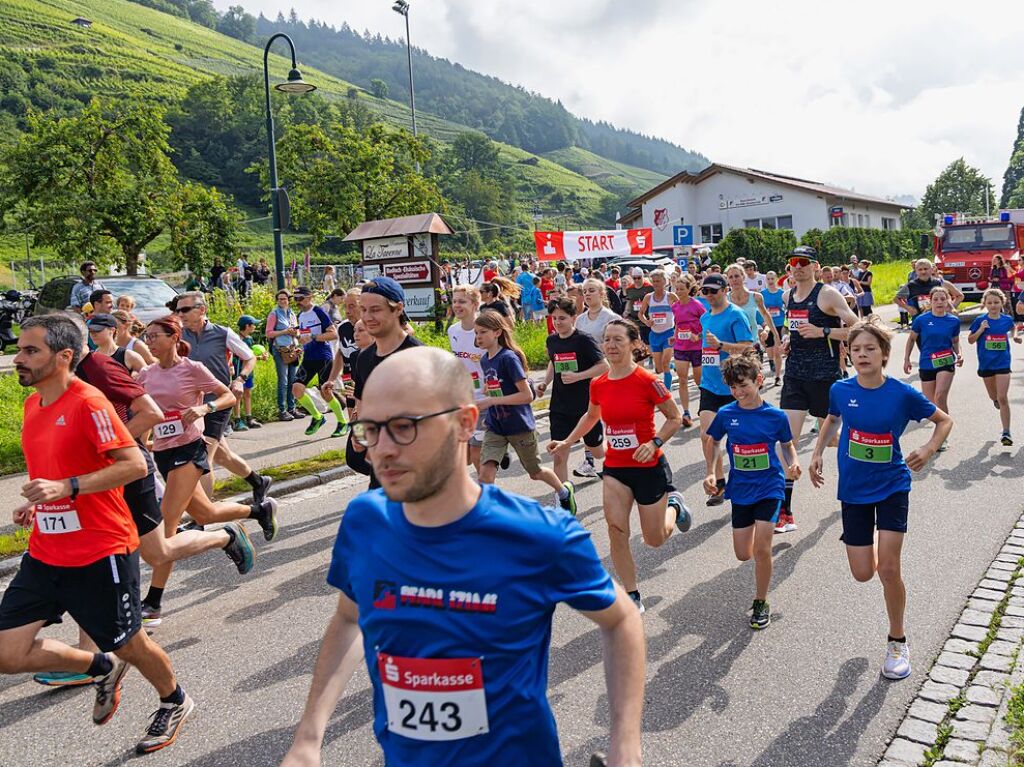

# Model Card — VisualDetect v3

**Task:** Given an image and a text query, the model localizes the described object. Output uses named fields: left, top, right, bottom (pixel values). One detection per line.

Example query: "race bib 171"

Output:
left=35, top=500, right=82, bottom=535
left=378, top=654, right=489, bottom=742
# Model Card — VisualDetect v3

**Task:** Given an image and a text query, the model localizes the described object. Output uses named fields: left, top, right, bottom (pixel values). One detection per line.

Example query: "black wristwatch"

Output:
left=69, top=476, right=80, bottom=500
left=822, top=326, right=831, bottom=339
left=652, top=437, right=664, bottom=448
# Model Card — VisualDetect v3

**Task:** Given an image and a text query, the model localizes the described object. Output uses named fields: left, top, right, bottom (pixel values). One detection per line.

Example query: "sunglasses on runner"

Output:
left=351, top=406, right=463, bottom=448
left=700, top=287, right=721, bottom=295
left=175, top=305, right=198, bottom=314
left=788, top=257, right=812, bottom=268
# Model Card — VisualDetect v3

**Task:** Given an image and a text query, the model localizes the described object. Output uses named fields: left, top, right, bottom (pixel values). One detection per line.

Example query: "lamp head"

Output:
left=275, top=68, right=316, bottom=94
left=392, top=0, right=409, bottom=14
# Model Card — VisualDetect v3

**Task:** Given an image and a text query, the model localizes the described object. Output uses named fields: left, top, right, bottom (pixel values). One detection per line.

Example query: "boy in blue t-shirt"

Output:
left=705, top=351, right=800, bottom=629
left=968, top=288, right=1020, bottom=445
left=232, top=315, right=268, bottom=431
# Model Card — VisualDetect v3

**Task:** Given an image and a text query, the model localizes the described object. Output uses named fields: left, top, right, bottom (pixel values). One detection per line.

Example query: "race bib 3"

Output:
left=379, top=653, right=489, bottom=742
left=848, top=429, right=893, bottom=463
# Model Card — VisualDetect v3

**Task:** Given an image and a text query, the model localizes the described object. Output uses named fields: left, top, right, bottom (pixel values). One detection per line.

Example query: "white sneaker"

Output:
left=572, top=460, right=599, bottom=478
left=882, top=640, right=911, bottom=680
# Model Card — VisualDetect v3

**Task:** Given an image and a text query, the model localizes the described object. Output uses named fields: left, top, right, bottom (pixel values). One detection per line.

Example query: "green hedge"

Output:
left=712, top=227, right=932, bottom=273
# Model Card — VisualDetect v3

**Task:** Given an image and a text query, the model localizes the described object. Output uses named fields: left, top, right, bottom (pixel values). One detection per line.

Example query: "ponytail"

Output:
left=147, top=316, right=190, bottom=356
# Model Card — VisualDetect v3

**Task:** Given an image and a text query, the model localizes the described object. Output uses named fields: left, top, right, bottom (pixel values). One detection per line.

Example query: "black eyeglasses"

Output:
left=175, top=305, right=198, bottom=314
left=351, top=407, right=463, bottom=448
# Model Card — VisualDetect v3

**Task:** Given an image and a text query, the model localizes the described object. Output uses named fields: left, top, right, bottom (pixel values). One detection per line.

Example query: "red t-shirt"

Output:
left=589, top=366, right=670, bottom=468
left=483, top=269, right=498, bottom=283
left=540, top=278, right=556, bottom=300
left=606, top=278, right=620, bottom=291
left=24, top=379, right=139, bottom=567
left=75, top=352, right=146, bottom=424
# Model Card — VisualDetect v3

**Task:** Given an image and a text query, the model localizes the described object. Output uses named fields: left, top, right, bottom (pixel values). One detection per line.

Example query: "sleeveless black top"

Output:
left=786, top=283, right=841, bottom=381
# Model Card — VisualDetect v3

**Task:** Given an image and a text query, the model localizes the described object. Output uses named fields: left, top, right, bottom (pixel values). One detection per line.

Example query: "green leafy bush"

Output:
left=800, top=228, right=931, bottom=264
left=713, top=229, right=799, bottom=273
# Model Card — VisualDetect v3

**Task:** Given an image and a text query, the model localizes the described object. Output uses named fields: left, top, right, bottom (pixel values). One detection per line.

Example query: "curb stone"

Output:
left=878, top=511, right=1024, bottom=766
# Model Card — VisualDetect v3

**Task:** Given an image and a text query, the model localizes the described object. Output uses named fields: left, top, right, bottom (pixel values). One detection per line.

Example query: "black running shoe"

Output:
left=499, top=453, right=511, bottom=470
left=627, top=590, right=645, bottom=614
left=256, top=498, right=280, bottom=542
left=136, top=694, right=195, bottom=754
left=750, top=599, right=771, bottom=630
left=252, top=474, right=272, bottom=507
left=176, top=519, right=204, bottom=534
left=706, top=486, right=725, bottom=507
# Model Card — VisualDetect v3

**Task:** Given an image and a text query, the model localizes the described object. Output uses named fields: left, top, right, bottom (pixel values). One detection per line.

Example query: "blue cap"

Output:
left=363, top=276, right=405, bottom=304
left=237, top=314, right=258, bottom=329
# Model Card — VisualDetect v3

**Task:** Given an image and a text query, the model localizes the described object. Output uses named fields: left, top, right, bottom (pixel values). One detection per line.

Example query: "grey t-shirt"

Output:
left=574, top=306, right=619, bottom=342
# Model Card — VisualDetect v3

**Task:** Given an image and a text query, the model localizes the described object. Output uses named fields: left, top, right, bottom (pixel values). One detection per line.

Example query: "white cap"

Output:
left=580, top=267, right=589, bottom=276
left=631, top=267, right=644, bottom=277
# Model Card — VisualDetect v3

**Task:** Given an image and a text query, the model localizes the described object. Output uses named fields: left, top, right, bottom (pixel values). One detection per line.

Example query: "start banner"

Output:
left=534, top=229, right=653, bottom=262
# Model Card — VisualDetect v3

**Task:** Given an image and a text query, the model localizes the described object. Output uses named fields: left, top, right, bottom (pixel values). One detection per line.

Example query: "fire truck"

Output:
left=931, top=210, right=1024, bottom=302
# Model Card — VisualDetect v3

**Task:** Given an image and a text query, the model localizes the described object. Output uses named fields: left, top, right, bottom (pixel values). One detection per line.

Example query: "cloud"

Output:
left=216, top=0, right=1024, bottom=198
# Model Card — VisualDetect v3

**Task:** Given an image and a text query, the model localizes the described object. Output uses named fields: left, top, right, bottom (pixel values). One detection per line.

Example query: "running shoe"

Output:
left=1002, top=432, right=1014, bottom=447
left=706, top=486, right=725, bottom=507
left=499, top=453, right=511, bottom=470
left=882, top=640, right=911, bottom=680
left=233, top=418, right=249, bottom=432
left=750, top=599, right=771, bottom=630
left=141, top=604, right=162, bottom=627
left=305, top=415, right=327, bottom=436
left=938, top=440, right=949, bottom=452
left=782, top=512, right=797, bottom=532
left=774, top=376, right=782, bottom=387
left=223, top=522, right=255, bottom=575
left=590, top=753, right=609, bottom=767
left=252, top=474, right=273, bottom=507
left=669, top=492, right=692, bottom=533
left=289, top=407, right=307, bottom=419
left=331, top=422, right=349, bottom=439
left=774, top=516, right=786, bottom=534
left=33, top=671, right=96, bottom=687
left=246, top=417, right=262, bottom=429
left=176, top=519, right=204, bottom=534
left=224, top=423, right=233, bottom=437
left=278, top=410, right=294, bottom=422
left=93, top=656, right=130, bottom=725
left=136, top=693, right=195, bottom=754
left=627, top=590, right=645, bottom=614
left=256, top=498, right=280, bottom=542
left=681, top=412, right=693, bottom=428
left=572, top=460, right=599, bottom=478
left=559, top=482, right=577, bottom=516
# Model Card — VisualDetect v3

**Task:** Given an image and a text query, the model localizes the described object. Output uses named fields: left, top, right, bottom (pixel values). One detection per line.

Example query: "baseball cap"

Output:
left=363, top=276, right=405, bottom=304
left=292, top=286, right=313, bottom=298
left=630, top=267, right=644, bottom=277
left=701, top=274, right=728, bottom=290
left=237, top=314, right=258, bottom=329
left=790, top=246, right=818, bottom=260
left=87, top=313, right=117, bottom=330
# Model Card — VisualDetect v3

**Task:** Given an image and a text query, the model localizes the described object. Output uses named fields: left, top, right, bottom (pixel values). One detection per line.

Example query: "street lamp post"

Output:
left=263, top=33, right=315, bottom=290
left=392, top=0, right=417, bottom=139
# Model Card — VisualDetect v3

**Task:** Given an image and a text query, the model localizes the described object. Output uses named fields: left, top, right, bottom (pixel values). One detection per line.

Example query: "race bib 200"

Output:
left=379, top=654, right=489, bottom=742
left=733, top=443, right=770, bottom=471
left=701, top=347, right=720, bottom=367
left=788, top=309, right=809, bottom=331
left=848, top=429, right=893, bottom=463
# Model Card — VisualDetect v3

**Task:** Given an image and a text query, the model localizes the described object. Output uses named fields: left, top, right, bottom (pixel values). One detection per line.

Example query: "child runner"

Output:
left=761, top=271, right=786, bottom=386
left=537, top=296, right=608, bottom=480
left=447, top=285, right=487, bottom=473
left=576, top=278, right=620, bottom=343
left=671, top=272, right=705, bottom=427
left=903, top=286, right=961, bottom=449
left=809, top=319, right=952, bottom=680
left=638, top=269, right=679, bottom=391
left=231, top=315, right=265, bottom=432
left=475, top=311, right=577, bottom=514
left=548, top=318, right=691, bottom=613
left=968, top=288, right=1019, bottom=446
left=704, top=351, right=800, bottom=629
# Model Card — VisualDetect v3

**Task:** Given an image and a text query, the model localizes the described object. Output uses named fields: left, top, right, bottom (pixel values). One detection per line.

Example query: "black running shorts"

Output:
left=731, top=498, right=783, bottom=529
left=123, top=471, right=163, bottom=538
left=549, top=411, right=604, bottom=447
left=840, top=491, right=910, bottom=546
left=203, top=408, right=231, bottom=441
left=296, top=357, right=334, bottom=387
left=780, top=375, right=835, bottom=419
left=154, top=439, right=211, bottom=481
left=698, top=388, right=735, bottom=415
left=602, top=455, right=675, bottom=506
left=0, top=551, right=142, bottom=652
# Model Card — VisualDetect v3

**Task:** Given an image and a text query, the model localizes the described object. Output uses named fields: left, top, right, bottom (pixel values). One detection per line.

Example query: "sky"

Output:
left=215, top=0, right=1024, bottom=200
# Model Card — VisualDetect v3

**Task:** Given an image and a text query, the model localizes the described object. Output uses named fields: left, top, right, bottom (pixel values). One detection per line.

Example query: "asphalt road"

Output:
left=1, top=328, right=1021, bottom=767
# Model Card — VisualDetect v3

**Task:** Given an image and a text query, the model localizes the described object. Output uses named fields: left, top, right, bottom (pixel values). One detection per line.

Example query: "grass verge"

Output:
left=1006, top=679, right=1024, bottom=764
left=0, top=527, right=29, bottom=559
left=212, top=449, right=347, bottom=500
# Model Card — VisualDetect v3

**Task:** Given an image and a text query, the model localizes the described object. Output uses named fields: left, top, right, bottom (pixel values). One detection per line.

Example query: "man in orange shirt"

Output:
left=0, top=314, right=194, bottom=755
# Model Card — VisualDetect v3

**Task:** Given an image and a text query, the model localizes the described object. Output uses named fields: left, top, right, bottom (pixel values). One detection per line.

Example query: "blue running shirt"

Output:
left=911, top=312, right=960, bottom=371
left=828, top=377, right=936, bottom=504
left=707, top=401, right=792, bottom=504
left=328, top=485, right=616, bottom=767
left=699, top=303, right=755, bottom=396
left=969, top=313, right=1014, bottom=372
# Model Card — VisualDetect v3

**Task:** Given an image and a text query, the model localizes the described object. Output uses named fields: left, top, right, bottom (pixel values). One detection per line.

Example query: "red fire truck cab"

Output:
left=932, top=211, right=1024, bottom=302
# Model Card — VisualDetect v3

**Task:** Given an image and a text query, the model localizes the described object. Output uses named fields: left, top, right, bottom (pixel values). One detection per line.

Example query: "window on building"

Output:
left=761, top=218, right=776, bottom=230
left=743, top=216, right=792, bottom=230
left=830, top=213, right=847, bottom=228
left=882, top=217, right=896, bottom=230
left=700, top=223, right=723, bottom=243
left=777, top=215, right=793, bottom=229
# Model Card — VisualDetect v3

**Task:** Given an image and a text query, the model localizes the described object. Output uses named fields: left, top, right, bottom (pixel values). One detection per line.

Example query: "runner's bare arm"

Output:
left=479, top=378, right=533, bottom=409
left=184, top=381, right=236, bottom=425
left=21, top=445, right=147, bottom=504
left=903, top=331, right=919, bottom=373
left=637, top=294, right=652, bottom=326
left=579, top=585, right=643, bottom=767
left=942, top=281, right=965, bottom=306
left=967, top=321, right=988, bottom=343
left=653, top=397, right=682, bottom=444
left=126, top=393, right=163, bottom=438
left=702, top=430, right=720, bottom=494
left=906, top=409, right=954, bottom=471
left=811, top=285, right=860, bottom=340
left=781, top=439, right=801, bottom=481
left=808, top=415, right=842, bottom=488
left=536, top=362, right=555, bottom=395
left=282, top=594, right=364, bottom=767
left=717, top=339, right=753, bottom=356
left=547, top=402, right=602, bottom=454
left=561, top=359, right=610, bottom=386
left=753, top=293, right=781, bottom=344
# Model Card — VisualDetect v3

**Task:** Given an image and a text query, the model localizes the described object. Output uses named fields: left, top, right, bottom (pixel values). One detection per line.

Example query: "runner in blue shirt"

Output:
left=967, top=288, right=1020, bottom=446
left=903, top=285, right=962, bottom=450
left=810, top=319, right=952, bottom=682
left=704, top=351, right=800, bottom=630
left=696, top=274, right=754, bottom=507
left=761, top=271, right=787, bottom=387
left=280, top=347, right=643, bottom=767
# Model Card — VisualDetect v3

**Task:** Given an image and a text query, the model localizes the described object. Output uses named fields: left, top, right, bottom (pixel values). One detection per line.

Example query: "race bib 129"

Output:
left=154, top=410, right=184, bottom=439
left=379, top=653, right=489, bottom=742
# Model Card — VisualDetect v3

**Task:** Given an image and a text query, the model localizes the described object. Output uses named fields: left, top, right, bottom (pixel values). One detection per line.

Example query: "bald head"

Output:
left=362, top=347, right=474, bottom=414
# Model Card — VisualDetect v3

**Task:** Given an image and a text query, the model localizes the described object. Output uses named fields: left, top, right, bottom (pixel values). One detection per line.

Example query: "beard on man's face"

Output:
left=380, top=427, right=460, bottom=504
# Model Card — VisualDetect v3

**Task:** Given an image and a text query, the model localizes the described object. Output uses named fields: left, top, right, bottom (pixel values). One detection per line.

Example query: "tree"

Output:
left=451, top=132, right=501, bottom=177
left=216, top=6, right=256, bottom=42
left=369, top=78, right=389, bottom=99
left=168, top=182, right=239, bottom=272
left=1001, top=105, right=1024, bottom=207
left=915, top=158, right=994, bottom=228
left=0, top=99, right=237, bottom=274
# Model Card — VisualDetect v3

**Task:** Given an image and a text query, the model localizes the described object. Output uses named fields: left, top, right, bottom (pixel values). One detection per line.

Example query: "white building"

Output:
left=618, top=163, right=909, bottom=247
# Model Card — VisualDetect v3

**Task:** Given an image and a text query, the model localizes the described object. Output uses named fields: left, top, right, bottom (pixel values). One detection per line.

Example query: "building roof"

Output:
left=343, top=212, right=453, bottom=241
left=622, top=162, right=908, bottom=218
left=71, top=17, right=92, bottom=26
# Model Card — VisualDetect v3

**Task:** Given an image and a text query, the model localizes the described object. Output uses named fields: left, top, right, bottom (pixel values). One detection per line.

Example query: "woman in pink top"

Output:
left=671, top=272, right=706, bottom=427
left=137, top=316, right=278, bottom=622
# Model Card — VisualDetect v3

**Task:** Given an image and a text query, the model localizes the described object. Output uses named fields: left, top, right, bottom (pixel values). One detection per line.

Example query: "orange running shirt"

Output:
left=23, top=379, right=139, bottom=567
left=589, top=366, right=671, bottom=468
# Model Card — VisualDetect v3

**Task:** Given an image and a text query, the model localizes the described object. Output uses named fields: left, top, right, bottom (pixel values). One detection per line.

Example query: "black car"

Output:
left=33, top=274, right=178, bottom=324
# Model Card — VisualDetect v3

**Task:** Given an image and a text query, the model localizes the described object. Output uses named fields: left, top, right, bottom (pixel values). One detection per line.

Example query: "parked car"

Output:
left=606, top=256, right=680, bottom=278
left=32, top=275, right=178, bottom=324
